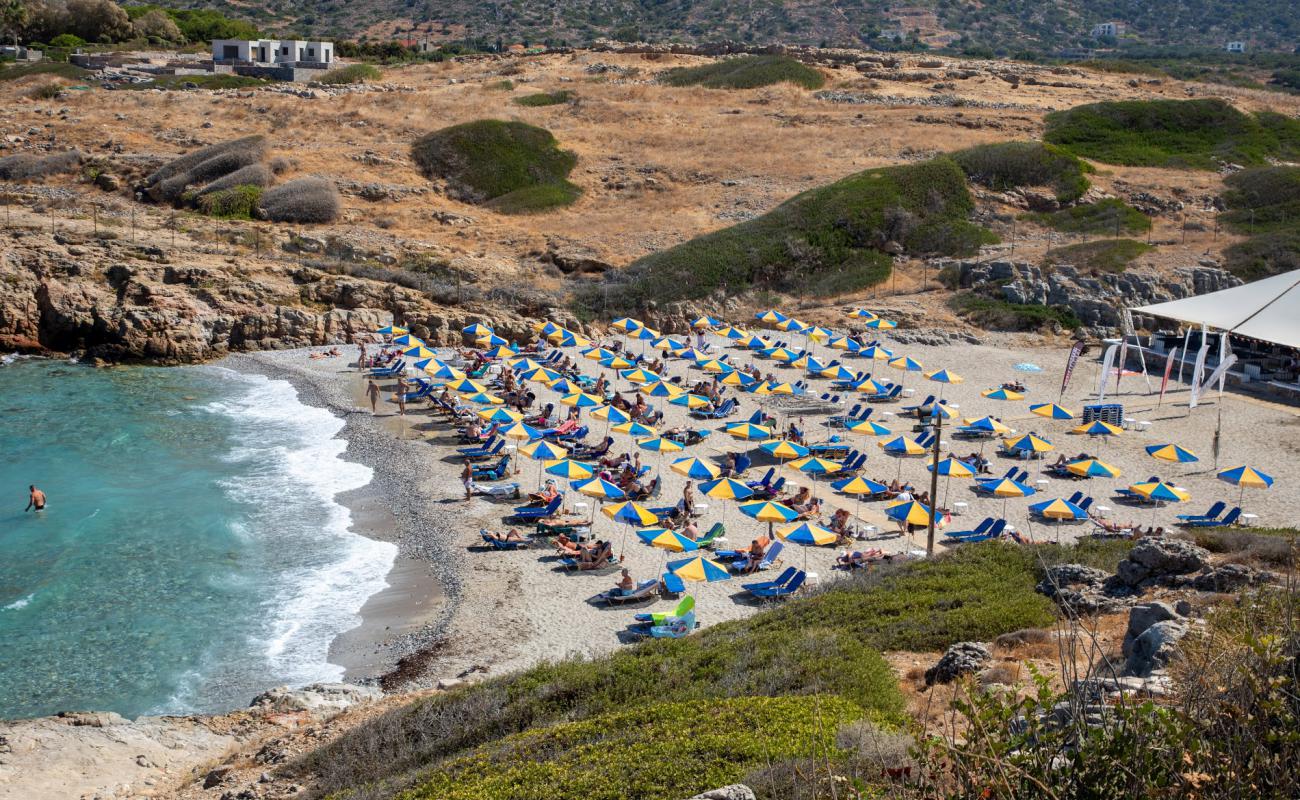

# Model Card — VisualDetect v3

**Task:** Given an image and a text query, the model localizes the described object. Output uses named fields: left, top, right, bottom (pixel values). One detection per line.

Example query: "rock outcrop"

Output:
left=687, top=785, right=758, bottom=800
left=942, top=259, right=1241, bottom=330
left=925, top=641, right=992, bottom=685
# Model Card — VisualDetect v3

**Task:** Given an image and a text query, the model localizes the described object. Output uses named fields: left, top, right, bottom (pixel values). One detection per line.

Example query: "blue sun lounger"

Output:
left=744, top=569, right=806, bottom=599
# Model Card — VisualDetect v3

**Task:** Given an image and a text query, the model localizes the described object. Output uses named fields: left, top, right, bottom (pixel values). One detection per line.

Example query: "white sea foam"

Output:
left=3, top=594, right=34, bottom=611
left=196, top=368, right=395, bottom=691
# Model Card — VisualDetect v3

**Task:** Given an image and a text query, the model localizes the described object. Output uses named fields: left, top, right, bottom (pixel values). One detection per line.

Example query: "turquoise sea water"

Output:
left=0, top=359, right=393, bottom=720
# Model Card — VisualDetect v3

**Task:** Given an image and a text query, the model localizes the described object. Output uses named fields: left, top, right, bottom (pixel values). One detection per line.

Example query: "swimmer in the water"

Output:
left=25, top=485, right=45, bottom=512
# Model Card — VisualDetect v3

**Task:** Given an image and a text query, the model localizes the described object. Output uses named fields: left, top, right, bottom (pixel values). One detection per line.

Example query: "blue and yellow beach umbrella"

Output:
left=832, top=475, right=888, bottom=496
left=572, top=477, right=627, bottom=501
left=669, top=393, right=711, bottom=409
left=1003, top=434, right=1054, bottom=453
left=375, top=325, right=408, bottom=335
left=667, top=555, right=731, bottom=582
left=637, top=436, right=684, bottom=454
left=620, top=368, right=661, bottom=384
left=612, top=421, right=658, bottom=438
left=640, top=380, right=685, bottom=398
left=890, top=356, right=924, bottom=373
left=671, top=456, right=721, bottom=481
left=863, top=318, right=897, bottom=329
left=927, top=457, right=976, bottom=478
left=402, top=345, right=439, bottom=360
left=827, top=336, right=860, bottom=352
left=739, top=500, right=799, bottom=523
left=982, top=477, right=1036, bottom=498
left=390, top=334, right=424, bottom=347
left=424, top=361, right=466, bottom=380
left=724, top=422, right=773, bottom=440
left=638, top=528, right=700, bottom=553
left=691, top=315, right=721, bottom=329
left=448, top=377, right=487, bottom=393
left=461, top=323, right=494, bottom=336
left=983, top=387, right=1025, bottom=401
left=790, top=456, right=842, bottom=476
left=1030, top=498, right=1087, bottom=520
left=926, top=369, right=964, bottom=385
left=879, top=435, right=927, bottom=456
left=461, top=391, right=504, bottom=405
left=1129, top=481, right=1190, bottom=503
left=560, top=392, right=603, bottom=408
left=761, top=440, right=810, bottom=460
left=521, top=440, right=568, bottom=461
left=592, top=404, right=631, bottom=424
left=478, top=407, right=524, bottom=423
left=1145, top=444, right=1199, bottom=464
left=598, top=355, right=635, bottom=370
left=776, top=522, right=837, bottom=546
left=963, top=416, right=1011, bottom=434
left=1073, top=420, right=1123, bottom=437
left=755, top=309, right=788, bottom=324
left=519, top=366, right=562, bottom=383
left=699, top=477, right=754, bottom=501
left=603, top=501, right=659, bottom=526
left=721, top=371, right=758, bottom=388
left=544, top=459, right=595, bottom=480
left=860, top=345, right=893, bottom=361
left=885, top=500, right=932, bottom=526
left=820, top=365, right=858, bottom=381
left=847, top=419, right=891, bottom=436
left=481, top=345, right=518, bottom=359
left=1066, top=459, right=1121, bottom=479
left=1217, top=465, right=1273, bottom=490
left=611, top=317, right=643, bottom=333
left=1030, top=403, right=1075, bottom=420
left=500, top=421, right=543, bottom=442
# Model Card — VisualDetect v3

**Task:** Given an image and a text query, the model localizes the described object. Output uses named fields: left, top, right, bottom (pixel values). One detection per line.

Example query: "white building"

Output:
left=211, top=39, right=334, bottom=65
left=1225, top=41, right=1246, bottom=53
left=1091, top=21, right=1125, bottom=38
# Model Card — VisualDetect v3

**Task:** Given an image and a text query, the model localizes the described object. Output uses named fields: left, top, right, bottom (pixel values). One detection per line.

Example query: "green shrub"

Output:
left=318, top=63, right=381, bottom=85
left=661, top=55, right=826, bottom=90
left=0, top=149, right=82, bottom=180
left=1221, top=166, right=1300, bottom=234
left=0, top=62, right=89, bottom=82
left=589, top=158, right=994, bottom=312
left=486, top=79, right=515, bottom=91
left=1044, top=99, right=1300, bottom=169
left=411, top=119, right=580, bottom=212
left=25, top=81, right=64, bottom=100
left=1045, top=238, right=1152, bottom=272
left=196, top=184, right=262, bottom=219
left=1025, top=198, right=1151, bottom=235
left=48, top=34, right=86, bottom=48
left=513, top=90, right=574, bottom=107
left=197, top=163, right=272, bottom=195
left=1223, top=230, right=1300, bottom=281
left=953, top=141, right=1092, bottom=202
left=388, top=697, right=860, bottom=800
left=949, top=292, right=1083, bottom=331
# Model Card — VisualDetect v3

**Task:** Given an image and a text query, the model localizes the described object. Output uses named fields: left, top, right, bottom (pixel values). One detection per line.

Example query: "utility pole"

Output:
left=925, top=405, right=942, bottom=557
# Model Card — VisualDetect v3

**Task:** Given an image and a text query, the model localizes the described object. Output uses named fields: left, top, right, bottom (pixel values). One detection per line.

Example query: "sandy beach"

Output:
left=226, top=323, right=1300, bottom=691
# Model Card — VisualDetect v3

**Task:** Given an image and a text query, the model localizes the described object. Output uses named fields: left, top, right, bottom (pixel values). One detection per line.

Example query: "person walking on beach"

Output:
left=461, top=462, right=474, bottom=501
left=366, top=380, right=381, bottom=415
left=395, top=377, right=408, bottom=417
left=25, top=485, right=45, bottom=512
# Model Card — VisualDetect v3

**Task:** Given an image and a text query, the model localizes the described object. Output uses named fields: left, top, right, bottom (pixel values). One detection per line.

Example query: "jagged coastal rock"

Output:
left=924, top=641, right=993, bottom=686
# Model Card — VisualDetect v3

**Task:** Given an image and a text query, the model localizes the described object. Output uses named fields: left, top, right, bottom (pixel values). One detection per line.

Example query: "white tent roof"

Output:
left=1133, top=269, right=1300, bottom=349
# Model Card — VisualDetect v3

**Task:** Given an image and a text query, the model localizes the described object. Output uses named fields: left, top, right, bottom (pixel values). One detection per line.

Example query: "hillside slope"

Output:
left=145, top=0, right=1299, bottom=51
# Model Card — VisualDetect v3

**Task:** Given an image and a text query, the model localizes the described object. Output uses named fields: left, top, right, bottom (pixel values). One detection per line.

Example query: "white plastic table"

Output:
left=1240, top=513, right=1259, bottom=526
left=952, top=502, right=969, bottom=516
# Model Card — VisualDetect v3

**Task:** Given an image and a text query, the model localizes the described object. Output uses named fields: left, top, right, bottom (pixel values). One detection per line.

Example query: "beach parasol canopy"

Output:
left=1145, top=444, right=1199, bottom=464
left=827, top=336, right=860, bottom=352
left=926, top=369, right=964, bottom=384
left=1030, top=498, right=1088, bottom=520
left=885, top=500, right=932, bottom=526
left=560, top=392, right=603, bottom=408
left=761, top=440, right=811, bottom=460
left=1073, top=420, right=1124, bottom=437
left=1003, top=434, right=1054, bottom=454
left=620, top=368, right=661, bottom=384
left=691, top=315, right=721, bottom=329
left=1030, top=403, right=1075, bottom=420
left=518, top=366, right=562, bottom=383
left=879, top=435, right=927, bottom=456
left=764, top=381, right=801, bottom=395
left=724, top=422, right=773, bottom=440
left=889, top=356, right=924, bottom=372
left=449, top=378, right=487, bottom=393
left=963, top=416, right=1011, bottom=434
left=738, top=500, right=799, bottom=523
left=521, top=440, right=569, bottom=461
left=927, top=457, right=976, bottom=478
left=637, top=436, right=684, bottom=454
left=546, top=378, right=583, bottom=395
left=424, top=362, right=466, bottom=380
left=790, top=456, right=842, bottom=476
left=983, top=387, right=1025, bottom=401
left=699, top=359, right=734, bottom=374
left=610, top=317, right=643, bottom=333
left=478, top=407, right=524, bottom=424
left=653, top=336, right=687, bottom=352
left=847, top=419, right=891, bottom=436
left=832, top=475, right=888, bottom=496
left=461, top=323, right=494, bottom=336
left=820, top=365, right=859, bottom=381
left=671, top=456, right=721, bottom=481
left=1066, top=458, right=1121, bottom=479
left=572, top=477, right=627, bottom=501
left=667, top=555, right=731, bottom=582
left=598, top=356, right=634, bottom=370
left=375, top=325, right=409, bottom=335
left=755, top=309, right=788, bottom=324
left=638, top=528, right=701, bottom=553
left=849, top=308, right=878, bottom=319
left=510, top=357, right=545, bottom=372
left=544, top=459, right=595, bottom=480
left=699, top=477, right=755, bottom=501
left=603, top=501, right=659, bottom=526
left=766, top=347, right=800, bottom=362
left=982, top=477, right=1036, bottom=498
left=481, top=345, right=518, bottom=359
left=461, top=391, right=504, bottom=405
left=669, top=393, right=711, bottom=409
left=859, top=345, right=893, bottom=361
left=402, top=345, right=438, bottom=360
left=390, top=334, right=424, bottom=347
left=592, top=404, right=632, bottom=424
left=1129, top=481, right=1190, bottom=504
left=612, top=421, right=658, bottom=437
left=721, top=371, right=759, bottom=388
left=500, top=421, right=543, bottom=441
left=863, top=318, right=897, bottom=329
left=584, top=347, right=618, bottom=362
left=1217, top=465, right=1274, bottom=490
left=776, top=522, right=837, bottom=546
left=640, top=381, right=685, bottom=398
left=475, top=333, right=509, bottom=347
left=806, top=326, right=835, bottom=342
left=853, top=378, right=892, bottom=396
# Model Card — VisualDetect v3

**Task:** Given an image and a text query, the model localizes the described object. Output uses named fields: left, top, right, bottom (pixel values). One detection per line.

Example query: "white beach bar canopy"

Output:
left=1133, top=268, right=1300, bottom=349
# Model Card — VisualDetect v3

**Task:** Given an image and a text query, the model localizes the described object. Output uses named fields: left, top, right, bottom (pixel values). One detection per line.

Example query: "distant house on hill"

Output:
left=1091, top=21, right=1126, bottom=38
left=211, top=39, right=335, bottom=66
left=1225, top=41, right=1247, bottom=53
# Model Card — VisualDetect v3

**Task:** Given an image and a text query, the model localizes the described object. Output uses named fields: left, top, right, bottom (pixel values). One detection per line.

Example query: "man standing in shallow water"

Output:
left=366, top=380, right=381, bottom=415
left=25, top=485, right=45, bottom=512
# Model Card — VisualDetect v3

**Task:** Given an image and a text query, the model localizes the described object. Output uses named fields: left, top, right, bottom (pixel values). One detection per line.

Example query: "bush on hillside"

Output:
left=1045, top=238, right=1152, bottom=272
left=1044, top=98, right=1300, bottom=169
left=410, top=119, right=580, bottom=212
left=25, top=81, right=65, bottom=100
left=587, top=158, right=994, bottom=312
left=145, top=135, right=268, bottom=199
left=387, top=697, right=861, bottom=800
left=1024, top=198, right=1150, bottom=235
left=1223, top=230, right=1300, bottom=281
left=660, top=55, right=826, bottom=90
left=196, top=185, right=262, bottom=219
left=952, top=141, right=1092, bottom=203
left=0, top=62, right=89, bottom=82
left=1220, top=166, right=1300, bottom=233
left=257, top=177, right=340, bottom=224
left=513, top=90, right=574, bottom=107
left=0, top=149, right=81, bottom=180
left=949, top=292, right=1083, bottom=331
left=195, top=163, right=272, bottom=195
left=317, top=64, right=381, bottom=85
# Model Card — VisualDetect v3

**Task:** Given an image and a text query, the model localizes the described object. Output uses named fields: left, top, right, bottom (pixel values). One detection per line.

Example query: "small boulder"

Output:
left=1127, top=537, right=1209, bottom=577
left=248, top=683, right=382, bottom=715
left=1191, top=564, right=1264, bottom=592
left=687, top=786, right=757, bottom=800
left=1125, top=620, right=1189, bottom=677
left=925, top=642, right=992, bottom=686
left=1122, top=601, right=1183, bottom=657
left=203, top=765, right=233, bottom=789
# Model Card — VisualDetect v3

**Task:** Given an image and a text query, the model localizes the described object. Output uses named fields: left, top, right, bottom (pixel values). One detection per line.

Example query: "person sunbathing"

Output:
left=554, top=534, right=586, bottom=557
left=484, top=528, right=525, bottom=543
left=1093, top=517, right=1135, bottom=534
left=613, top=568, right=635, bottom=593
left=736, top=539, right=767, bottom=574
left=579, top=542, right=614, bottom=570
left=837, top=548, right=884, bottom=568
left=784, top=486, right=811, bottom=508
left=829, top=508, right=858, bottom=543
left=526, top=481, right=561, bottom=507
left=795, top=498, right=823, bottom=520
left=679, top=519, right=700, bottom=540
